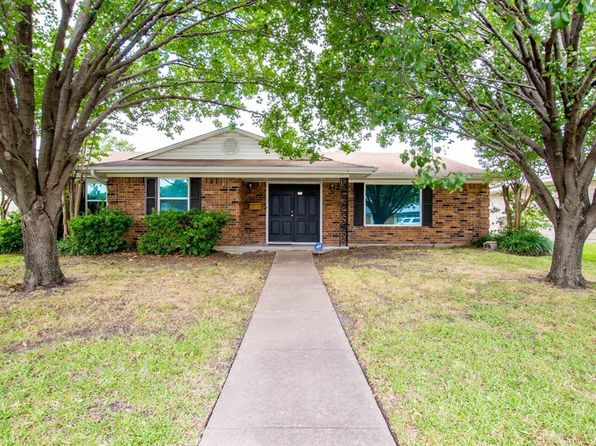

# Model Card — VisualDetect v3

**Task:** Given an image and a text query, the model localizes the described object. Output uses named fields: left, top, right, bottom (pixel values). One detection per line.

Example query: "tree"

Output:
left=502, top=180, right=536, bottom=230
left=0, top=0, right=278, bottom=289
left=101, top=136, right=137, bottom=152
left=62, top=133, right=109, bottom=236
left=263, top=0, right=595, bottom=288
left=366, top=185, right=420, bottom=224
left=62, top=132, right=136, bottom=236
left=0, top=186, right=11, bottom=220
left=481, top=151, right=549, bottom=231
left=496, top=177, right=552, bottom=232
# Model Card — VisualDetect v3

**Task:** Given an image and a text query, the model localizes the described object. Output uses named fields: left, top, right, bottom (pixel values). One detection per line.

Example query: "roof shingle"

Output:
left=93, top=150, right=484, bottom=177
left=325, top=152, right=483, bottom=175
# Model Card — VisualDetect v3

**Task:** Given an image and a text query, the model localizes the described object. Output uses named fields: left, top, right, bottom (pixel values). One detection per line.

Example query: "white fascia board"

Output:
left=92, top=165, right=375, bottom=178
left=102, top=173, right=371, bottom=180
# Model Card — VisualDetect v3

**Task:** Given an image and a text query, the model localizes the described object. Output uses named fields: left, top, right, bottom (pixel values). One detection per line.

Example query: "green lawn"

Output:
left=0, top=253, right=272, bottom=445
left=583, top=242, right=596, bottom=262
left=316, top=247, right=595, bottom=445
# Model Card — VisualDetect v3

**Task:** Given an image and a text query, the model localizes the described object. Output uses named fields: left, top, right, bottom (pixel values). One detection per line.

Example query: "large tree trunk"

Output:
left=547, top=211, right=588, bottom=288
left=21, top=202, right=65, bottom=291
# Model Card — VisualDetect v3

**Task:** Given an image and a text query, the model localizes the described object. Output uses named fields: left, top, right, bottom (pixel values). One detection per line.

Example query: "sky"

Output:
left=121, top=113, right=482, bottom=168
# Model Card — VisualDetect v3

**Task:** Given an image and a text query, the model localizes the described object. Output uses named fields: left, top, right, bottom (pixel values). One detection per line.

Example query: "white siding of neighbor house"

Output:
left=490, top=182, right=596, bottom=242
left=148, top=130, right=280, bottom=160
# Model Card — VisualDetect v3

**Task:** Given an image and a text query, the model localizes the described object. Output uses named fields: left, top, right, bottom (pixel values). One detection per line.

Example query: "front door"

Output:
left=268, top=184, right=320, bottom=243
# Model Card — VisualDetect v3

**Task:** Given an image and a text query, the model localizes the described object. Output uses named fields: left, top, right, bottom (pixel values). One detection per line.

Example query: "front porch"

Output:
left=214, top=244, right=350, bottom=254
left=184, top=178, right=351, bottom=248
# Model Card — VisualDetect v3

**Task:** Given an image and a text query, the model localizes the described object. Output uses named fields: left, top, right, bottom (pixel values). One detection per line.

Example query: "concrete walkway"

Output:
left=200, top=251, right=396, bottom=446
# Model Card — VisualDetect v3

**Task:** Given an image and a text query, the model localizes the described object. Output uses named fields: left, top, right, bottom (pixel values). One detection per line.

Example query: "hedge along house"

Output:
left=89, top=127, right=489, bottom=249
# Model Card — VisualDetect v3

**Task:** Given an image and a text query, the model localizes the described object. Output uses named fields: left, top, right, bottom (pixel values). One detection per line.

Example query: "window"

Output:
left=365, top=184, right=421, bottom=226
left=86, top=181, right=107, bottom=213
left=159, top=178, right=189, bottom=211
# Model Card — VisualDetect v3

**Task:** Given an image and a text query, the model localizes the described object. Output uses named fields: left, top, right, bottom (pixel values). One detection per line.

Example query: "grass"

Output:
left=0, top=252, right=272, bottom=445
left=315, top=247, right=596, bottom=445
left=583, top=242, right=596, bottom=262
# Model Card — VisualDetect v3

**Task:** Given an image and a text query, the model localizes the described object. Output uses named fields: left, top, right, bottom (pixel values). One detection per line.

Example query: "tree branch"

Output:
left=83, top=95, right=261, bottom=139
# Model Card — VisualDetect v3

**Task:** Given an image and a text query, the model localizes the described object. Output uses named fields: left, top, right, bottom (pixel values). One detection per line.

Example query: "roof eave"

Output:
left=91, top=165, right=376, bottom=179
left=366, top=172, right=487, bottom=182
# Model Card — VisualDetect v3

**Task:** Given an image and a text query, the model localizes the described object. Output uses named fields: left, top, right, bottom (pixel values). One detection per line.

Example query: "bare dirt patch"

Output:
left=0, top=252, right=273, bottom=353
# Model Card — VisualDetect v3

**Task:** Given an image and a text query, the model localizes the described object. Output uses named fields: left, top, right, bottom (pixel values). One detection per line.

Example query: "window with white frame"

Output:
left=86, top=181, right=107, bottom=213
left=159, top=178, right=189, bottom=211
left=365, top=184, right=421, bottom=225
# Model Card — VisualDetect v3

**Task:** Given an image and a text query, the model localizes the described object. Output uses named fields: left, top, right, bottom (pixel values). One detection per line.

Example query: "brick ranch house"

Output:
left=86, top=127, right=489, bottom=249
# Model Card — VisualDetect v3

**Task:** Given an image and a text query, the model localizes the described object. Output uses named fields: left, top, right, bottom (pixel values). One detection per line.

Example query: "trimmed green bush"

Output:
left=138, top=209, right=230, bottom=256
left=494, top=228, right=553, bottom=256
left=0, top=212, right=23, bottom=253
left=59, top=208, right=133, bottom=255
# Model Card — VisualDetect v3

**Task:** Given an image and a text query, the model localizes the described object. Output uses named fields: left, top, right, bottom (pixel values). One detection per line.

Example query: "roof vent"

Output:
left=222, top=137, right=239, bottom=155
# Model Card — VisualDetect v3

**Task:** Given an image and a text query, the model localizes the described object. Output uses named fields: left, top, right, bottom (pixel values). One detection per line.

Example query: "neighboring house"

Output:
left=0, top=187, right=17, bottom=216
left=490, top=180, right=596, bottom=242
left=88, top=127, right=489, bottom=248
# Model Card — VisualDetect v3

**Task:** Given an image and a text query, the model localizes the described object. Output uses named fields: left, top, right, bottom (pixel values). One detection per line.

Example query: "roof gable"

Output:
left=133, top=127, right=279, bottom=160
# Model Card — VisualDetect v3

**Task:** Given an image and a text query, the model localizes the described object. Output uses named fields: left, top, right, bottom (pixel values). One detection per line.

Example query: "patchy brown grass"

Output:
left=316, top=247, right=596, bottom=445
left=0, top=252, right=273, bottom=445
left=0, top=252, right=272, bottom=352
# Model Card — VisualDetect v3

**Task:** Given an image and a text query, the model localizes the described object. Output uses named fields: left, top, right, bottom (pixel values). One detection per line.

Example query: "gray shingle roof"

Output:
left=325, top=152, right=483, bottom=175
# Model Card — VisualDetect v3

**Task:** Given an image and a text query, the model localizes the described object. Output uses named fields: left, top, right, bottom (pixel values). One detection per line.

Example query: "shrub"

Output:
left=0, top=212, right=23, bottom=253
left=520, top=204, right=551, bottom=231
left=138, top=209, right=230, bottom=256
left=471, top=233, right=497, bottom=248
left=494, top=228, right=553, bottom=256
left=59, top=209, right=133, bottom=255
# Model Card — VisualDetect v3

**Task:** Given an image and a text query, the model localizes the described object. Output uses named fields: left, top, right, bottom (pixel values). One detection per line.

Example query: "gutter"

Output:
left=91, top=165, right=375, bottom=177
left=362, top=172, right=487, bottom=183
left=90, top=166, right=486, bottom=183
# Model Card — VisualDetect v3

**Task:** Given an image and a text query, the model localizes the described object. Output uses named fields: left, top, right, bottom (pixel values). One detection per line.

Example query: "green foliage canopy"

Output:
left=262, top=1, right=594, bottom=199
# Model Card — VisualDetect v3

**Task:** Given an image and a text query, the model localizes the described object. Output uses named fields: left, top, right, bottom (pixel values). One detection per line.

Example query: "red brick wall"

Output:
left=323, top=182, right=489, bottom=246
left=241, top=182, right=266, bottom=244
left=107, top=177, right=488, bottom=247
left=322, top=182, right=342, bottom=246
left=107, top=177, right=145, bottom=241
left=200, top=178, right=268, bottom=245
left=201, top=178, right=243, bottom=245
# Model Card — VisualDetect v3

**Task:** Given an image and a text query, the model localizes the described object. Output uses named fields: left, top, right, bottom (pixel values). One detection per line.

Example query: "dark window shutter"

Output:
left=353, top=183, right=364, bottom=226
left=145, top=177, right=157, bottom=214
left=79, top=180, right=86, bottom=214
left=190, top=178, right=201, bottom=210
left=422, top=187, right=433, bottom=227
